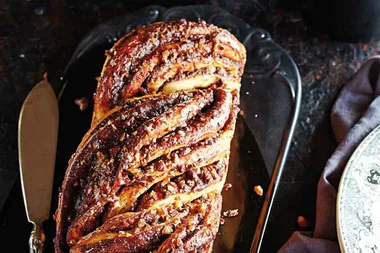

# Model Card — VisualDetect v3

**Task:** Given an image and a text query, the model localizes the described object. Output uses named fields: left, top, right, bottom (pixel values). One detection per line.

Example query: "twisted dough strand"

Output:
left=54, top=19, right=246, bottom=253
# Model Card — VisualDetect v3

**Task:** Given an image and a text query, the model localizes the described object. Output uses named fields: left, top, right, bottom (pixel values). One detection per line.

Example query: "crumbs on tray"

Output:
left=254, top=185, right=263, bottom=196
left=223, top=183, right=232, bottom=191
left=223, top=209, right=239, bottom=218
left=75, top=97, right=89, bottom=111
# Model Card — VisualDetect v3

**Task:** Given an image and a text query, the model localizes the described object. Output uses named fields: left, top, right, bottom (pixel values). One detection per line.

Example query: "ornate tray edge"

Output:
left=58, top=5, right=303, bottom=253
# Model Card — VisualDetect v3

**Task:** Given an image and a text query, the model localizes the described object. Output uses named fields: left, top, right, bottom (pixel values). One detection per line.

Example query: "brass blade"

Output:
left=18, top=80, right=58, bottom=225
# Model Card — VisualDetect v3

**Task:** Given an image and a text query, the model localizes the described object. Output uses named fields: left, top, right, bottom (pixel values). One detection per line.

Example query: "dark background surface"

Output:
left=1, top=0, right=380, bottom=252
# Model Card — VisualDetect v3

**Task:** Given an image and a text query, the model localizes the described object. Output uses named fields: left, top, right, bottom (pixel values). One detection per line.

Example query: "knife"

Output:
left=18, top=80, right=59, bottom=253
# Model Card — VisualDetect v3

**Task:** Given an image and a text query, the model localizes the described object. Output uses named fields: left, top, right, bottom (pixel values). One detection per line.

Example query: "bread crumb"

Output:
left=220, top=217, right=225, bottom=225
left=223, top=209, right=239, bottom=218
left=254, top=185, right=263, bottom=196
left=75, top=97, right=88, bottom=111
left=223, top=183, right=232, bottom=191
left=162, top=225, right=173, bottom=235
left=297, top=216, right=310, bottom=228
left=175, top=237, right=182, bottom=247
left=239, top=110, right=244, bottom=116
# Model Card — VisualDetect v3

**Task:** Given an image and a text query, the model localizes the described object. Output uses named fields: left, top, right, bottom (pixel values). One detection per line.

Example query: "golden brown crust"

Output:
left=92, top=19, right=246, bottom=125
left=156, top=192, right=222, bottom=253
left=136, top=159, right=227, bottom=211
left=55, top=90, right=207, bottom=251
left=70, top=192, right=220, bottom=253
left=55, top=20, right=245, bottom=253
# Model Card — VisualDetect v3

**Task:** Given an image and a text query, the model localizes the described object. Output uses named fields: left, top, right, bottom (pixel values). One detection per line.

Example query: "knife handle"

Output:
left=29, top=223, right=44, bottom=253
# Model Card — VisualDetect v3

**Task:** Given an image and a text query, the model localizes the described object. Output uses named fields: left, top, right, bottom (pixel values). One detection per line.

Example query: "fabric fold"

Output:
left=279, top=56, right=380, bottom=253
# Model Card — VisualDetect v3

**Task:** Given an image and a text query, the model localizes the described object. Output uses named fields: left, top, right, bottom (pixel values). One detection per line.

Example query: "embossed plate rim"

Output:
left=337, top=125, right=380, bottom=253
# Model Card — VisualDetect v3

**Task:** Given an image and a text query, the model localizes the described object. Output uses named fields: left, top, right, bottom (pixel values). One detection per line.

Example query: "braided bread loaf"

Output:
left=55, top=20, right=246, bottom=253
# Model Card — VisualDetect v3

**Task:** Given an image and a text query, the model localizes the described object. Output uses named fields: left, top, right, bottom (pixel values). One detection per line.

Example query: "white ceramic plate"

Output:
left=337, top=125, right=380, bottom=253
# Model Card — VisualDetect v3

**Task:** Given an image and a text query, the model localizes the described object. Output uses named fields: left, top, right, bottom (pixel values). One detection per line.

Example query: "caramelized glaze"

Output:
left=55, top=20, right=246, bottom=253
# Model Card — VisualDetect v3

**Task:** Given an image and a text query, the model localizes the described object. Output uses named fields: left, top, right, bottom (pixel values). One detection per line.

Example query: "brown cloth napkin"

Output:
left=279, top=57, right=380, bottom=253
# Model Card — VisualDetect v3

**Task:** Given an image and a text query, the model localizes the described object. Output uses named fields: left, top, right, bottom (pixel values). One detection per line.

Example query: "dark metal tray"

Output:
left=0, top=5, right=301, bottom=252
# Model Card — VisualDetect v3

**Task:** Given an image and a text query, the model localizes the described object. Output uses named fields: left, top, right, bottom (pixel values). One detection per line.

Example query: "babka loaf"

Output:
left=54, top=20, right=246, bottom=253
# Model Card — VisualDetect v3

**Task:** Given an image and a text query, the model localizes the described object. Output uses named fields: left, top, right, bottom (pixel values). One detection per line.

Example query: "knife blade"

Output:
left=18, top=80, right=59, bottom=253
